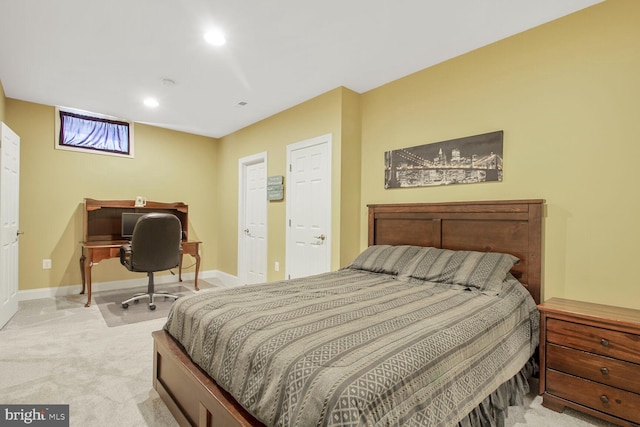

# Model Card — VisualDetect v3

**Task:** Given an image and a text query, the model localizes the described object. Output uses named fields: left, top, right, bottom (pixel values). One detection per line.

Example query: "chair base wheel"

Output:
left=121, top=291, right=178, bottom=310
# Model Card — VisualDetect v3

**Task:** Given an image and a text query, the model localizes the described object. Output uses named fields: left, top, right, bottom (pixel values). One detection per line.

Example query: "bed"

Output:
left=152, top=199, right=544, bottom=427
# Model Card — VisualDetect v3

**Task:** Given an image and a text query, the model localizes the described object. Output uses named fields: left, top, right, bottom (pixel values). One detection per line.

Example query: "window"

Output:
left=55, top=107, right=134, bottom=157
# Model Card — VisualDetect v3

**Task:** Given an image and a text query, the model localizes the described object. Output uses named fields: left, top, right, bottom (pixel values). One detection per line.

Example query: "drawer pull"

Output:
left=600, top=338, right=609, bottom=347
left=600, top=395, right=609, bottom=404
left=600, top=367, right=609, bottom=375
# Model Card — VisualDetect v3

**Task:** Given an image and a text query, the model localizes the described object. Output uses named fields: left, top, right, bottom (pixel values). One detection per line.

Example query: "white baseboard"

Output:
left=210, top=270, right=241, bottom=287
left=18, top=270, right=240, bottom=302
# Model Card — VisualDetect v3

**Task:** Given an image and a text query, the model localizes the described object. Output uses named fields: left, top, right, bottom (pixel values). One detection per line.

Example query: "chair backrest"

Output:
left=130, top=213, right=182, bottom=272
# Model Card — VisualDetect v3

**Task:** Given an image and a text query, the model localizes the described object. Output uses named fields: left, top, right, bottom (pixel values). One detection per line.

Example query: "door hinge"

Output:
left=289, top=164, right=292, bottom=172
left=288, top=219, right=291, bottom=227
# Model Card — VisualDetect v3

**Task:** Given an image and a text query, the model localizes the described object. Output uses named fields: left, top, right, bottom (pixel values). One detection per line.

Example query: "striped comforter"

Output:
left=164, top=269, right=539, bottom=427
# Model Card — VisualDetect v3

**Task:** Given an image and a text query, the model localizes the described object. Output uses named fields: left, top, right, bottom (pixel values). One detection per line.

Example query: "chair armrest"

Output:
left=120, top=244, right=132, bottom=268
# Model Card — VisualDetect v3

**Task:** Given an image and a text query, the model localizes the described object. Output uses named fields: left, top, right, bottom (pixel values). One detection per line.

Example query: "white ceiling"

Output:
left=0, top=0, right=602, bottom=138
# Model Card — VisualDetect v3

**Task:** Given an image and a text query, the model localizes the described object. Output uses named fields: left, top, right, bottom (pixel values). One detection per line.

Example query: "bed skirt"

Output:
left=458, top=357, right=538, bottom=427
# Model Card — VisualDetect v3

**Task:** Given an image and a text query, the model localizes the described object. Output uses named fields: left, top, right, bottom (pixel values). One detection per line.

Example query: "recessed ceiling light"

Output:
left=204, top=29, right=226, bottom=46
left=144, top=98, right=159, bottom=108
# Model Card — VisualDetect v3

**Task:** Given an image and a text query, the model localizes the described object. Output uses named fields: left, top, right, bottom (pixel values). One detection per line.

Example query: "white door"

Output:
left=0, top=122, right=20, bottom=329
left=286, top=134, right=331, bottom=279
left=238, top=153, right=267, bottom=285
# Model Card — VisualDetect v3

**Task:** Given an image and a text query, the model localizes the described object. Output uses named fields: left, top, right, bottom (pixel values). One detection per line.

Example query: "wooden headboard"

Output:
left=368, top=199, right=544, bottom=304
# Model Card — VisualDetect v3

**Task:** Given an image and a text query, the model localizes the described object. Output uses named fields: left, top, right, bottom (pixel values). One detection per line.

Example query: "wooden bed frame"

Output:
left=152, top=199, right=545, bottom=427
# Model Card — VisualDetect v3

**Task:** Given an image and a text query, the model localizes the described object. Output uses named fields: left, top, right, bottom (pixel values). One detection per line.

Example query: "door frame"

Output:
left=285, top=134, right=332, bottom=279
left=237, top=151, right=267, bottom=285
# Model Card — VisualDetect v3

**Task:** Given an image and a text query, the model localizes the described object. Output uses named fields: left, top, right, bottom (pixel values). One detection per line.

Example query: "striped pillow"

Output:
left=399, top=247, right=519, bottom=293
left=348, top=245, right=422, bottom=275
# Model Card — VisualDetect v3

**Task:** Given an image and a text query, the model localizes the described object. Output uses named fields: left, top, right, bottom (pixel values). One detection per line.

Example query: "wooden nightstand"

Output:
left=538, top=298, right=640, bottom=426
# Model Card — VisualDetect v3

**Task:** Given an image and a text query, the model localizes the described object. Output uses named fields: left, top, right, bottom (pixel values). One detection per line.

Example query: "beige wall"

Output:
left=0, top=80, right=5, bottom=122
left=338, top=89, right=362, bottom=267
left=359, top=0, right=640, bottom=309
left=6, top=99, right=218, bottom=291
left=216, top=87, right=362, bottom=281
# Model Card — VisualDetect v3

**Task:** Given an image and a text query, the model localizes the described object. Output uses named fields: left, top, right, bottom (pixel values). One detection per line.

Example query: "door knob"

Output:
left=313, top=234, right=326, bottom=241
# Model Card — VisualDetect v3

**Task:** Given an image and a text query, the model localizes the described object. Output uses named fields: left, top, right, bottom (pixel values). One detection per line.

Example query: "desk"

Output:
left=79, top=198, right=200, bottom=308
left=79, top=240, right=201, bottom=307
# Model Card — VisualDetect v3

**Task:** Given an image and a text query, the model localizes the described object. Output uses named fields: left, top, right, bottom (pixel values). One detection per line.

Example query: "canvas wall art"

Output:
left=384, top=130, right=503, bottom=189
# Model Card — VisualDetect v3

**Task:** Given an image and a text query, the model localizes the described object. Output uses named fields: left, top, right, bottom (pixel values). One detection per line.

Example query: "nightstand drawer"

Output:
left=546, top=370, right=640, bottom=423
left=547, top=343, right=640, bottom=394
left=547, top=318, right=640, bottom=364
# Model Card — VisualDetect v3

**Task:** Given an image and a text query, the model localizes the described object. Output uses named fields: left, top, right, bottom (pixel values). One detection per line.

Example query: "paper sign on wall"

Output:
left=267, top=175, right=284, bottom=201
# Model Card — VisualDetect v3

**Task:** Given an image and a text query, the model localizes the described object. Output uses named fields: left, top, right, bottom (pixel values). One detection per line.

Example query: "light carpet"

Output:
left=0, top=278, right=616, bottom=427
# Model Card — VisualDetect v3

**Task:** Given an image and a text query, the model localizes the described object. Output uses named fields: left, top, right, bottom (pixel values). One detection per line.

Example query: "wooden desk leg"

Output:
left=79, top=254, right=86, bottom=295
left=178, top=251, right=200, bottom=291
left=84, top=260, right=93, bottom=307
left=194, top=252, right=200, bottom=291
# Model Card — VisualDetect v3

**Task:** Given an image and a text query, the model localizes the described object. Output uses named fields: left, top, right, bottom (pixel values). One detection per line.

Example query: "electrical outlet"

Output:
left=274, top=261, right=280, bottom=272
left=43, top=259, right=52, bottom=269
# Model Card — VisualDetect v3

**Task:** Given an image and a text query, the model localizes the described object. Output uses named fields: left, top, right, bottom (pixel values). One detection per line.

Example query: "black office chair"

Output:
left=120, top=213, right=182, bottom=310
